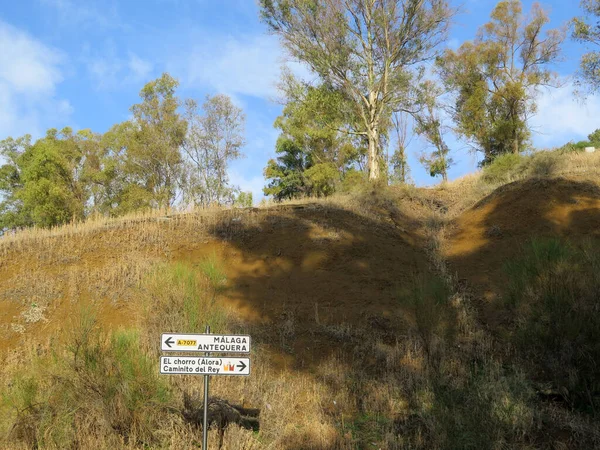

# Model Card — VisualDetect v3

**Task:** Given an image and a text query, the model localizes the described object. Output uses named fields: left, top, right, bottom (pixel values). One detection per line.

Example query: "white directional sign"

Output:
left=161, top=333, right=251, bottom=353
left=160, top=356, right=250, bottom=376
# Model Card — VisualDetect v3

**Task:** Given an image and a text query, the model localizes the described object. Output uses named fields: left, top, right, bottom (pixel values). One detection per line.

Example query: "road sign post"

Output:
left=160, top=327, right=251, bottom=450
left=203, top=325, right=209, bottom=450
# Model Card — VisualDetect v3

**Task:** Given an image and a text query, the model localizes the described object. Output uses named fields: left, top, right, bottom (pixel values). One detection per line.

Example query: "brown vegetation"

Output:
left=1, top=151, right=600, bottom=448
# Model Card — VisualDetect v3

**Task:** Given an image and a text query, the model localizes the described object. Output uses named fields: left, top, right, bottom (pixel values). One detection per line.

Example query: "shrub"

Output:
left=1, top=261, right=233, bottom=448
left=422, top=361, right=536, bottom=449
left=339, top=169, right=368, bottom=194
left=560, top=129, right=600, bottom=154
left=393, top=274, right=539, bottom=449
left=1, top=310, right=173, bottom=448
left=504, top=238, right=600, bottom=414
left=481, top=153, right=524, bottom=184
left=400, top=275, right=455, bottom=365
left=304, top=162, right=338, bottom=197
left=555, top=139, right=594, bottom=154
left=142, top=261, right=228, bottom=336
left=526, top=151, right=559, bottom=177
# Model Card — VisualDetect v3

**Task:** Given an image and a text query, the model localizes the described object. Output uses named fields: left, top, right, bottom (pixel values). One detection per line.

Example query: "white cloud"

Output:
left=530, top=81, right=600, bottom=146
left=0, top=21, right=63, bottom=94
left=85, top=50, right=154, bottom=90
left=0, top=20, right=72, bottom=139
left=176, top=34, right=311, bottom=100
left=87, top=57, right=120, bottom=88
left=39, top=0, right=122, bottom=30
left=128, top=55, right=153, bottom=81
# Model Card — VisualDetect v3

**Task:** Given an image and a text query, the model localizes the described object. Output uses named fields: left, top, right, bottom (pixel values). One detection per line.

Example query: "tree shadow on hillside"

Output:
left=202, top=202, right=430, bottom=371
left=194, top=179, right=600, bottom=448
left=197, top=201, right=437, bottom=447
left=440, top=177, right=600, bottom=447
left=446, top=177, right=600, bottom=326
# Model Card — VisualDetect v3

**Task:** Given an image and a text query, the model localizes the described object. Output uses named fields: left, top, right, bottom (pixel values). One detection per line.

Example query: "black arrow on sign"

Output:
left=237, top=361, right=247, bottom=372
left=164, top=336, right=175, bottom=348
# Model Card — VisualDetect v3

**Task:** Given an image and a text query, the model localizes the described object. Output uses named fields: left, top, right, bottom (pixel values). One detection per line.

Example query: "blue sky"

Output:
left=0, top=0, right=598, bottom=202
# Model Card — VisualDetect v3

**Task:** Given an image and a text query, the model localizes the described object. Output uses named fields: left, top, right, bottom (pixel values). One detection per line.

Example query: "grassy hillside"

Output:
left=1, top=150, right=600, bottom=449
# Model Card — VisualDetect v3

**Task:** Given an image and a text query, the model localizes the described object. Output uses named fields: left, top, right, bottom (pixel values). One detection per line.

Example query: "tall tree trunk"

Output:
left=366, top=85, right=381, bottom=182
left=512, top=107, right=520, bottom=154
left=400, top=147, right=406, bottom=184
left=367, top=129, right=380, bottom=181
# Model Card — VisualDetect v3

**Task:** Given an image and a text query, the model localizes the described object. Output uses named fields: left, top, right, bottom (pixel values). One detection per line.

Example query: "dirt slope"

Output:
left=445, top=177, right=600, bottom=327
left=0, top=202, right=430, bottom=369
left=2, top=176, right=599, bottom=363
left=2, top=176, right=600, bottom=448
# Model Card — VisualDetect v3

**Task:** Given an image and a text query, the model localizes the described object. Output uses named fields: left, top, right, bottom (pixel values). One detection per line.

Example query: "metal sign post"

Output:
left=202, top=324, right=209, bottom=450
left=160, top=326, right=251, bottom=450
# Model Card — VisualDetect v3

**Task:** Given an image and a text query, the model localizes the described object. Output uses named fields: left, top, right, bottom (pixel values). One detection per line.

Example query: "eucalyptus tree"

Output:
left=573, top=0, right=600, bottom=93
left=438, top=0, right=564, bottom=163
left=127, top=73, right=188, bottom=210
left=260, top=0, right=455, bottom=182
left=0, top=128, right=98, bottom=229
left=389, top=111, right=411, bottom=184
left=414, top=80, right=452, bottom=181
left=183, top=94, right=245, bottom=207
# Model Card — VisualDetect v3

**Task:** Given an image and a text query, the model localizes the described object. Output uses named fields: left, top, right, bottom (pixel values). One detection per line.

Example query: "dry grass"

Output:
left=0, top=205, right=265, bottom=262
left=1, top=150, right=600, bottom=448
left=442, top=150, right=600, bottom=217
left=1, top=148, right=598, bottom=258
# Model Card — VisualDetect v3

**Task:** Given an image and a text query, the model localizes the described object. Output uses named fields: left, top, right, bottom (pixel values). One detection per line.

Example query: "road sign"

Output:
left=160, top=327, right=253, bottom=449
left=161, top=333, right=251, bottom=353
left=160, top=356, right=250, bottom=376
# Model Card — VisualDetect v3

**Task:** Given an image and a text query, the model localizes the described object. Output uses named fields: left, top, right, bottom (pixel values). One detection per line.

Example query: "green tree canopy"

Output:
left=260, top=0, right=455, bottom=181
left=573, top=0, right=600, bottom=94
left=264, top=81, right=363, bottom=200
left=588, top=128, right=600, bottom=144
left=125, top=73, right=188, bottom=210
left=0, top=128, right=97, bottom=229
left=0, top=72, right=252, bottom=228
left=438, top=0, right=564, bottom=164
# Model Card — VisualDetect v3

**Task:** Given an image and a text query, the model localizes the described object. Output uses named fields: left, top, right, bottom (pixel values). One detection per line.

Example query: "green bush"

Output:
left=526, top=151, right=559, bottom=177
left=144, top=261, right=228, bottom=334
left=556, top=129, right=600, bottom=153
left=423, top=362, right=535, bottom=449
left=572, top=140, right=593, bottom=150
left=394, top=274, right=539, bottom=449
left=339, top=169, right=368, bottom=194
left=481, top=153, right=525, bottom=184
left=504, top=238, right=600, bottom=414
left=234, top=191, right=253, bottom=208
left=400, top=275, right=455, bottom=365
left=1, top=311, right=172, bottom=448
left=304, top=162, right=338, bottom=197
left=555, top=138, right=597, bottom=154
